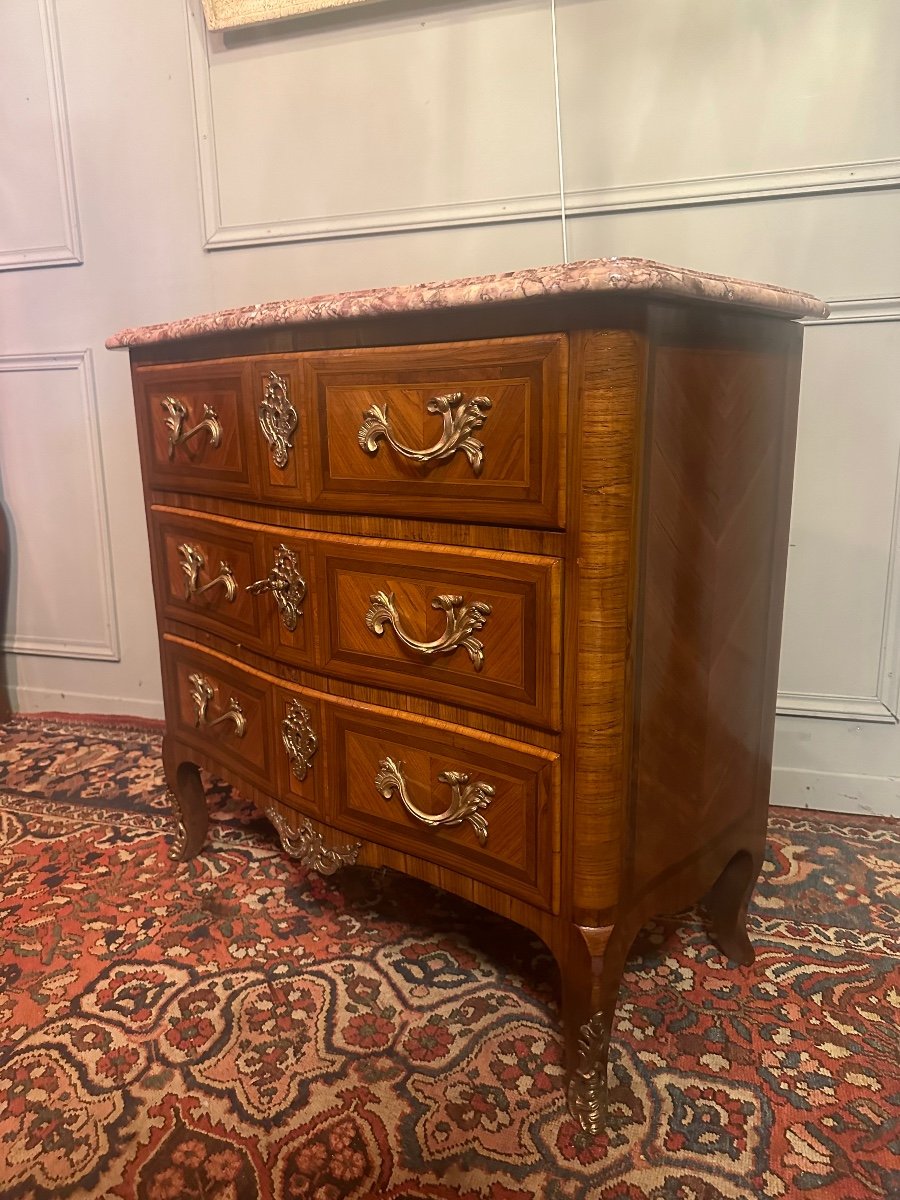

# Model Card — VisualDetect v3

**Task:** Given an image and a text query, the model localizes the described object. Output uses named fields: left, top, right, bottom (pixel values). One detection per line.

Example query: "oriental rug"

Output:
left=0, top=715, right=897, bottom=1200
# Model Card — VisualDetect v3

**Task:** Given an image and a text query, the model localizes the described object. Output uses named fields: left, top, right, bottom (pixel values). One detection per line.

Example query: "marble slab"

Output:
left=106, top=256, right=828, bottom=349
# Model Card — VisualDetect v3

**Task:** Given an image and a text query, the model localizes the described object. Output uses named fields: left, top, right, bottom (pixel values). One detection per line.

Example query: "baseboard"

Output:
left=9, top=686, right=165, bottom=722
left=771, top=766, right=900, bottom=819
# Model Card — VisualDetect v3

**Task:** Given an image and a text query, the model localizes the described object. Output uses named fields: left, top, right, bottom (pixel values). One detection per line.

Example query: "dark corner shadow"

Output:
left=0, top=484, right=11, bottom=721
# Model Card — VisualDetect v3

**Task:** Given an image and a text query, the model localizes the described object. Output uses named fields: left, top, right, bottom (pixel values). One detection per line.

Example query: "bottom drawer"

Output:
left=162, top=637, right=559, bottom=911
left=327, top=707, right=558, bottom=911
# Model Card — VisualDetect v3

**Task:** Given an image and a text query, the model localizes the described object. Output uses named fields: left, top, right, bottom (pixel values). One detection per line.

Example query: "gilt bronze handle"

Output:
left=178, top=543, right=237, bottom=603
left=188, top=672, right=246, bottom=737
left=162, top=397, right=222, bottom=460
left=247, top=544, right=307, bottom=632
left=365, top=591, right=492, bottom=670
left=374, top=757, right=494, bottom=845
left=358, top=391, right=492, bottom=475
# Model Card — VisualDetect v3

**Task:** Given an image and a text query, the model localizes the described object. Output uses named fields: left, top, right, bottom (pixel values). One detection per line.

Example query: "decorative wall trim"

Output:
left=804, top=296, right=900, bottom=326
left=778, top=301, right=900, bottom=724
left=0, top=0, right=83, bottom=271
left=776, top=693, right=896, bottom=724
left=566, top=160, right=900, bottom=219
left=0, top=351, right=119, bottom=661
left=185, top=0, right=900, bottom=252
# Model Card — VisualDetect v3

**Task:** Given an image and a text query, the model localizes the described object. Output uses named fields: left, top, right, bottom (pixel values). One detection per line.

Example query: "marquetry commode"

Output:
left=108, top=258, right=826, bottom=1133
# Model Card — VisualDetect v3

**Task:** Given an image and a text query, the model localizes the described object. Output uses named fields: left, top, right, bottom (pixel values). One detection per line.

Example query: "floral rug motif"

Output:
left=0, top=715, right=898, bottom=1199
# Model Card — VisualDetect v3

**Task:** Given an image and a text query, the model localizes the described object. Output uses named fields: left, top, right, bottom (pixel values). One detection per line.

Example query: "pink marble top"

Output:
left=106, top=257, right=828, bottom=349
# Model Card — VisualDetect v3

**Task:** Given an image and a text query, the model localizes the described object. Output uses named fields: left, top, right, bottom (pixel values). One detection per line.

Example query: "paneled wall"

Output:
left=1, top=0, right=898, bottom=814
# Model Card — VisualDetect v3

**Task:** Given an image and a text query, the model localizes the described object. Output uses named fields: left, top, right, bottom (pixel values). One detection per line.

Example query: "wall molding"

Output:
left=0, top=0, right=82, bottom=271
left=0, top=350, right=119, bottom=662
left=804, top=296, right=900, bottom=326
left=185, top=0, right=900, bottom=252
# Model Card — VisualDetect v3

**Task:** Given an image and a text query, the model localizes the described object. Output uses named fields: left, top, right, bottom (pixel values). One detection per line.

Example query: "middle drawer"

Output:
left=151, top=508, right=562, bottom=730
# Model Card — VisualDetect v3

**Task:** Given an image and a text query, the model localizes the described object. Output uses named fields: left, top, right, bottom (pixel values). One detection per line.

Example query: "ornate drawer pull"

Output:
left=264, top=808, right=360, bottom=875
left=258, top=371, right=297, bottom=469
left=358, top=391, right=492, bottom=475
left=178, top=543, right=237, bottom=603
left=188, top=672, right=246, bottom=737
left=374, top=756, right=494, bottom=845
left=281, top=699, right=318, bottom=782
left=365, top=591, right=491, bottom=671
left=162, top=397, right=222, bottom=460
left=247, top=544, right=307, bottom=632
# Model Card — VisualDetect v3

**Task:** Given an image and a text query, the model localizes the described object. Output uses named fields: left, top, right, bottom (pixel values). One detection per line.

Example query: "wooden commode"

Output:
left=108, top=257, right=827, bottom=1133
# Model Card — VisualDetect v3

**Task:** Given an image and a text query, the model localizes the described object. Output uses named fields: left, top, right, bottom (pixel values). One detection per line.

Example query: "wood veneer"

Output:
left=122, top=288, right=811, bottom=1135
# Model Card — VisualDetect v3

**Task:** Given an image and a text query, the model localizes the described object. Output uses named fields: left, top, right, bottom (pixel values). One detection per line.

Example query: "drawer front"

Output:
left=304, top=335, right=566, bottom=527
left=163, top=643, right=275, bottom=793
left=318, top=536, right=561, bottom=728
left=153, top=512, right=266, bottom=649
left=134, top=361, right=253, bottom=496
left=328, top=705, right=558, bottom=910
left=151, top=508, right=316, bottom=666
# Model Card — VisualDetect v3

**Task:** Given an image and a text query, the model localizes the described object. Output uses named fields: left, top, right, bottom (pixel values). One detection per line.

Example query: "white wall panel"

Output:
left=0, top=0, right=82, bottom=270
left=0, top=351, right=117, bottom=659
left=778, top=315, right=900, bottom=722
left=557, top=0, right=900, bottom=197
left=190, top=0, right=563, bottom=247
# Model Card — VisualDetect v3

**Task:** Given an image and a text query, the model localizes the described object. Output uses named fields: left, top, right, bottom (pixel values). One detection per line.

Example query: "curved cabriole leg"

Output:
left=705, top=848, right=760, bottom=966
left=558, top=923, right=631, bottom=1136
left=162, top=735, right=208, bottom=862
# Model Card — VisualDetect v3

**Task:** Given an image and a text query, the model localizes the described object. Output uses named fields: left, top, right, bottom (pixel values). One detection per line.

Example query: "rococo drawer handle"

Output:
left=178, top=543, right=238, bottom=603
left=374, top=756, right=494, bottom=845
left=365, top=591, right=492, bottom=671
left=281, top=699, right=318, bottom=782
left=161, top=396, right=222, bottom=460
left=358, top=391, right=492, bottom=476
left=188, top=672, right=247, bottom=737
left=258, top=371, right=297, bottom=469
left=247, top=544, right=307, bottom=632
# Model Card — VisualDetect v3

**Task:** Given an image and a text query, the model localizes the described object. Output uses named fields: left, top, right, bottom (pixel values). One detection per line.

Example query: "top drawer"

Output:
left=132, top=335, right=567, bottom=529
left=133, top=361, right=254, bottom=497
left=304, top=335, right=566, bottom=528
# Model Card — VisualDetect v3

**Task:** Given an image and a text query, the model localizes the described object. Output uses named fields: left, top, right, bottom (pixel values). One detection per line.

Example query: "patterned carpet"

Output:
left=0, top=715, right=897, bottom=1200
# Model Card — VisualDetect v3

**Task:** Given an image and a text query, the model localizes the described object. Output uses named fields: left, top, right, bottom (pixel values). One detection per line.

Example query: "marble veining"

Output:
left=106, top=256, right=828, bottom=349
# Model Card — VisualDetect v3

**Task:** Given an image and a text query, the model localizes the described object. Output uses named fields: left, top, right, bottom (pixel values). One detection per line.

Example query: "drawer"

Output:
left=162, top=643, right=275, bottom=794
left=151, top=508, right=316, bottom=666
left=302, top=335, right=566, bottom=527
left=134, top=361, right=254, bottom=497
left=327, top=704, right=559, bottom=911
left=317, top=535, right=561, bottom=728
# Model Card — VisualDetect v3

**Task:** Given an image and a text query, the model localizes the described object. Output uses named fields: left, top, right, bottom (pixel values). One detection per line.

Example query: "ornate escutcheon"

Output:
left=178, top=543, right=237, bottom=603
left=258, top=371, right=298, bottom=469
left=281, top=699, right=318, bottom=782
left=264, top=807, right=361, bottom=875
left=365, top=591, right=492, bottom=671
left=358, top=391, right=492, bottom=475
left=161, top=396, right=222, bottom=460
left=188, top=672, right=246, bottom=737
left=374, top=756, right=494, bottom=845
left=567, top=1009, right=612, bottom=1135
left=246, top=544, right=307, bottom=632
